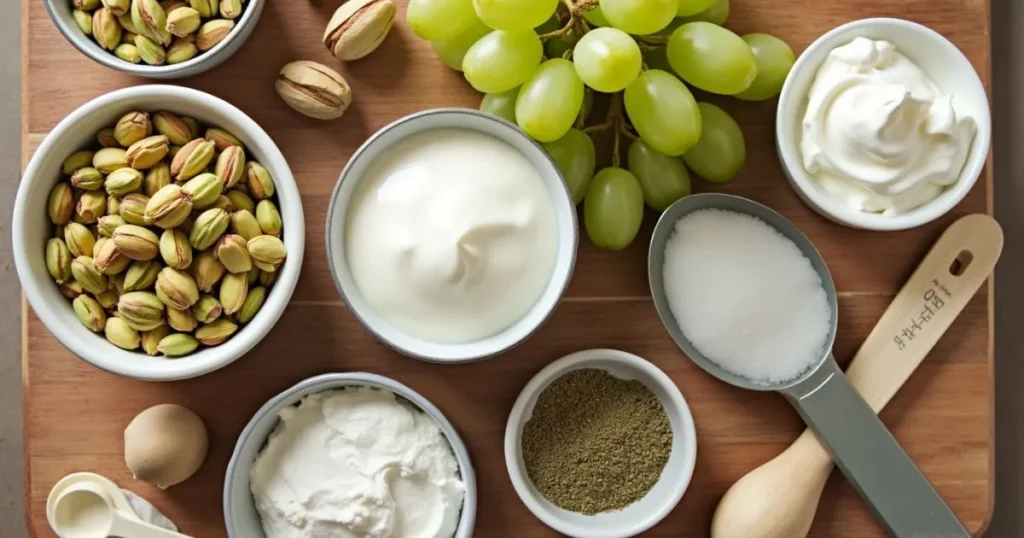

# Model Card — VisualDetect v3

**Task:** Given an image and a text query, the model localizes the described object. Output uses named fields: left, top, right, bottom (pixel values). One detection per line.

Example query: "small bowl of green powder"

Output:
left=504, top=348, right=697, bottom=538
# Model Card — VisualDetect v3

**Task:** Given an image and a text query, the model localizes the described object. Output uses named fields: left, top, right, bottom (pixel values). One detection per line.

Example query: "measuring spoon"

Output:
left=648, top=193, right=969, bottom=537
left=52, top=481, right=190, bottom=538
left=709, top=213, right=1002, bottom=538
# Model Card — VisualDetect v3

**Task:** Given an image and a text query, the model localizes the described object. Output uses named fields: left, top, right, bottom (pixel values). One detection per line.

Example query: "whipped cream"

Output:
left=800, top=37, right=976, bottom=215
left=250, top=388, right=464, bottom=538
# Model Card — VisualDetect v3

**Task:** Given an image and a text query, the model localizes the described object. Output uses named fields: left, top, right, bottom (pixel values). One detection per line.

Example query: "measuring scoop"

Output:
left=648, top=193, right=969, bottom=537
left=52, top=480, right=190, bottom=538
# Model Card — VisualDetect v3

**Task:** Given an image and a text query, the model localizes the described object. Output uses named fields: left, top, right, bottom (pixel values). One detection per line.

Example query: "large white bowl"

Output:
left=325, top=108, right=578, bottom=363
left=776, top=18, right=991, bottom=230
left=13, top=85, right=305, bottom=381
left=223, top=373, right=477, bottom=538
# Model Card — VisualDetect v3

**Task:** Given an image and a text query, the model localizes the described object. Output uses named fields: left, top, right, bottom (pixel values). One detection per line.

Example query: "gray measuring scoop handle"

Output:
left=783, top=357, right=969, bottom=538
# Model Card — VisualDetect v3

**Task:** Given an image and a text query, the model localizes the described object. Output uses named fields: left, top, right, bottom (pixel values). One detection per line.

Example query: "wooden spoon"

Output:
left=711, top=214, right=1003, bottom=538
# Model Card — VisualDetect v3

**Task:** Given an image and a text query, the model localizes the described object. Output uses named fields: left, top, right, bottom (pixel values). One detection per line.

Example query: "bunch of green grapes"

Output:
left=408, top=0, right=796, bottom=251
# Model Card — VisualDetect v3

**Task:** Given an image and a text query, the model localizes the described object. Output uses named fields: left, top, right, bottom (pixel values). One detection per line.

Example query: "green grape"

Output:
left=542, top=129, right=596, bottom=204
left=600, top=0, right=678, bottom=35
left=431, top=20, right=492, bottom=71
left=583, top=5, right=608, bottom=27
left=544, top=28, right=578, bottom=59
left=463, top=30, right=543, bottom=93
left=667, top=22, right=756, bottom=95
left=682, top=102, right=745, bottom=183
left=624, top=69, right=702, bottom=156
left=627, top=139, right=691, bottom=211
left=572, top=27, right=642, bottom=93
left=408, top=0, right=480, bottom=42
left=516, top=58, right=584, bottom=142
left=473, top=0, right=559, bottom=31
left=584, top=167, right=645, bottom=251
left=734, top=33, right=795, bottom=101
left=676, top=0, right=729, bottom=25
left=676, top=0, right=717, bottom=16
left=480, top=89, right=519, bottom=123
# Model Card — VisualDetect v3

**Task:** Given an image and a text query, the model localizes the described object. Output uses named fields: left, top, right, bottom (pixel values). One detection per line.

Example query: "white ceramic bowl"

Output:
left=44, top=0, right=265, bottom=79
left=504, top=349, right=697, bottom=538
left=223, top=372, right=477, bottom=538
left=325, top=108, right=578, bottom=363
left=776, top=18, right=991, bottom=230
left=13, top=85, right=305, bottom=381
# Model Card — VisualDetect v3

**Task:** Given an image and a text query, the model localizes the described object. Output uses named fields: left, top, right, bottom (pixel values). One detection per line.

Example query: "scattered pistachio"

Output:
left=323, top=0, right=396, bottom=61
left=276, top=61, right=352, bottom=120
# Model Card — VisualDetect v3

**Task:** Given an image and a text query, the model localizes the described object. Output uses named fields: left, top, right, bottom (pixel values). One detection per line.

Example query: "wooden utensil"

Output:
left=711, top=214, right=1003, bottom=538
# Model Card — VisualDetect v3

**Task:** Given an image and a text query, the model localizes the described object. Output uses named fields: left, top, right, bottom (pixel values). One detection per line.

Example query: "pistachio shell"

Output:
left=218, top=272, right=248, bottom=315
left=195, top=318, right=237, bottom=345
left=93, top=148, right=129, bottom=174
left=192, top=250, right=225, bottom=292
left=254, top=200, right=282, bottom=236
left=160, top=229, right=193, bottom=270
left=145, top=184, right=194, bottom=228
left=63, top=150, right=97, bottom=175
left=275, top=61, right=351, bottom=120
left=113, top=224, right=161, bottom=261
left=236, top=286, right=266, bottom=324
left=323, top=0, right=396, bottom=61
left=120, top=192, right=151, bottom=225
left=215, top=146, right=245, bottom=189
left=71, top=256, right=109, bottom=295
left=118, top=291, right=166, bottom=331
left=192, top=294, right=223, bottom=324
left=189, top=208, right=230, bottom=250
left=46, top=238, right=73, bottom=283
left=75, top=191, right=107, bottom=224
left=157, top=333, right=199, bottom=356
left=171, top=138, right=216, bottom=181
left=152, top=112, right=192, bottom=146
left=114, top=111, right=152, bottom=147
left=94, top=237, right=133, bottom=275
left=125, top=134, right=170, bottom=170
left=195, top=19, right=234, bottom=51
left=155, top=267, right=200, bottom=309
left=48, top=183, right=74, bottom=224
left=105, top=317, right=141, bottom=350
left=65, top=222, right=97, bottom=258
left=167, top=306, right=199, bottom=332
left=141, top=324, right=172, bottom=355
left=73, top=295, right=108, bottom=332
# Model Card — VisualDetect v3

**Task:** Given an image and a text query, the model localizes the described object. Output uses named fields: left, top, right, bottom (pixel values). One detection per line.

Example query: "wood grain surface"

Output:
left=22, top=0, right=994, bottom=536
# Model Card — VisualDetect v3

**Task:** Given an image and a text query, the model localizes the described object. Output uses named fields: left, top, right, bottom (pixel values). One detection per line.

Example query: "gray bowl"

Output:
left=44, top=0, right=265, bottom=79
left=223, top=373, right=477, bottom=537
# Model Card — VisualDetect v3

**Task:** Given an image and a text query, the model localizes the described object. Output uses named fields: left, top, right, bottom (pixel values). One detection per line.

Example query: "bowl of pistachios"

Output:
left=45, top=0, right=265, bottom=78
left=13, top=84, right=304, bottom=381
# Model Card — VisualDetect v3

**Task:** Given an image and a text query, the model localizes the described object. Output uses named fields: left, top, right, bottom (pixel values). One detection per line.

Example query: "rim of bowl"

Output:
left=325, top=108, right=578, bottom=364
left=775, top=17, right=992, bottom=231
left=503, top=349, right=697, bottom=538
left=13, top=84, right=305, bottom=381
left=44, top=0, right=265, bottom=78
left=223, top=372, right=478, bottom=538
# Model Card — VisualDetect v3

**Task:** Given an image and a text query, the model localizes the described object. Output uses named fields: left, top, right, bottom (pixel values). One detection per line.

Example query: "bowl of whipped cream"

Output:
left=776, top=18, right=991, bottom=230
left=325, top=108, right=577, bottom=362
left=223, top=373, right=476, bottom=538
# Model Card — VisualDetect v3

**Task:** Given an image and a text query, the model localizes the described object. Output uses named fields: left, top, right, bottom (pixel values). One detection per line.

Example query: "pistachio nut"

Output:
left=192, top=294, right=223, bottom=324
left=259, top=269, right=278, bottom=289
left=71, top=167, right=105, bottom=190
left=189, top=0, right=215, bottom=17
left=105, top=317, right=141, bottom=350
left=115, top=43, right=142, bottom=63
left=166, top=305, right=198, bottom=332
left=110, top=272, right=127, bottom=295
left=237, top=286, right=266, bottom=324
left=255, top=200, right=282, bottom=236
left=144, top=163, right=172, bottom=196
left=46, top=238, right=73, bottom=283
left=114, top=111, right=152, bottom=147
left=140, top=324, right=171, bottom=356
left=152, top=111, right=192, bottom=146
left=225, top=190, right=254, bottom=214
left=218, top=272, right=248, bottom=315
left=155, top=266, right=200, bottom=310
left=166, top=6, right=201, bottom=37
left=135, top=34, right=167, bottom=65
left=94, top=237, right=132, bottom=275
left=228, top=209, right=260, bottom=241
left=93, top=147, right=129, bottom=174
left=244, top=162, right=275, bottom=200
left=112, top=224, right=160, bottom=261
left=195, top=318, right=237, bottom=345
left=65, top=222, right=97, bottom=258
left=159, top=229, right=193, bottom=270
left=117, top=291, right=166, bottom=331
left=105, top=167, right=144, bottom=197
left=126, top=134, right=169, bottom=170
left=71, top=256, right=109, bottom=294
left=95, top=287, right=120, bottom=310
left=75, top=191, right=107, bottom=224
left=182, top=172, right=223, bottom=208
left=204, top=128, right=242, bottom=151
left=97, top=215, right=127, bottom=237
left=93, top=7, right=123, bottom=51
left=162, top=0, right=189, bottom=12
left=219, top=0, right=242, bottom=19
left=215, top=234, right=251, bottom=274
left=59, top=280, right=86, bottom=299
left=132, top=0, right=171, bottom=45
left=192, top=250, right=225, bottom=292
left=124, top=260, right=163, bottom=291
left=145, top=184, right=194, bottom=228
left=119, top=192, right=150, bottom=225
left=276, top=61, right=352, bottom=120
left=93, top=236, right=109, bottom=259
left=210, top=195, right=233, bottom=212
left=190, top=208, right=230, bottom=250
left=215, top=146, right=245, bottom=188
left=171, top=138, right=216, bottom=181
left=107, top=196, right=122, bottom=216
left=63, top=150, right=95, bottom=175
left=247, top=265, right=260, bottom=284
left=167, top=36, right=198, bottom=64
left=323, top=0, right=396, bottom=61
left=48, top=183, right=74, bottom=225
left=247, top=235, right=286, bottom=272
left=121, top=31, right=139, bottom=45
left=73, top=295, right=108, bottom=332
left=182, top=117, right=200, bottom=139
left=196, top=19, right=234, bottom=51
left=96, top=128, right=120, bottom=148
left=157, top=333, right=199, bottom=356
left=73, top=9, right=93, bottom=35
left=103, top=0, right=131, bottom=15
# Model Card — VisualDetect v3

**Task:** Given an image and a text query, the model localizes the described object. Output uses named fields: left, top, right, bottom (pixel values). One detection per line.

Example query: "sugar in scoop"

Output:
left=662, top=209, right=832, bottom=384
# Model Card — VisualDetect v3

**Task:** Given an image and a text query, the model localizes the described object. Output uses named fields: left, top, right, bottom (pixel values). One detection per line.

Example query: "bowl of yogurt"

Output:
left=224, top=372, right=476, bottom=538
left=776, top=18, right=991, bottom=230
left=325, top=108, right=578, bottom=362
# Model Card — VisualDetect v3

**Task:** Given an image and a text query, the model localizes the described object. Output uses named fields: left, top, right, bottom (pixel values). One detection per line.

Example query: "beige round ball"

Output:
left=124, top=404, right=208, bottom=489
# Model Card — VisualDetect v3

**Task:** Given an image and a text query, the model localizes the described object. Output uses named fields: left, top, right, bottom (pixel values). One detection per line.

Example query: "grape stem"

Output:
left=636, top=35, right=669, bottom=46
left=538, top=18, right=576, bottom=41
left=608, top=92, right=625, bottom=168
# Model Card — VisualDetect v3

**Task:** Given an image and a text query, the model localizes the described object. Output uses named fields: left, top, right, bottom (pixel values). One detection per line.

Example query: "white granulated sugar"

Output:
left=662, top=209, right=832, bottom=384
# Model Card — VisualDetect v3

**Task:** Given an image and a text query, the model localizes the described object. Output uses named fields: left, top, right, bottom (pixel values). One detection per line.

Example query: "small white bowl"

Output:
left=223, top=373, right=477, bottom=538
left=325, top=108, right=578, bottom=363
left=44, top=0, right=265, bottom=79
left=12, top=85, right=305, bottom=381
left=504, top=349, right=697, bottom=538
left=776, top=18, right=991, bottom=230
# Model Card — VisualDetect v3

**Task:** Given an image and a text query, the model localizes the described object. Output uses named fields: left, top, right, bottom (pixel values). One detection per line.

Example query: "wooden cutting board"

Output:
left=21, top=0, right=994, bottom=536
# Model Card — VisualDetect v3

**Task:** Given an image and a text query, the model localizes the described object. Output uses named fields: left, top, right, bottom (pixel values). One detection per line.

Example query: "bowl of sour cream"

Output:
left=326, top=108, right=578, bottom=362
left=776, top=18, right=991, bottom=230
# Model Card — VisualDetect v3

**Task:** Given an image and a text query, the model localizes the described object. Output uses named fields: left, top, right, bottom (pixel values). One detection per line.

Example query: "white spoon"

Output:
left=52, top=481, right=191, bottom=538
